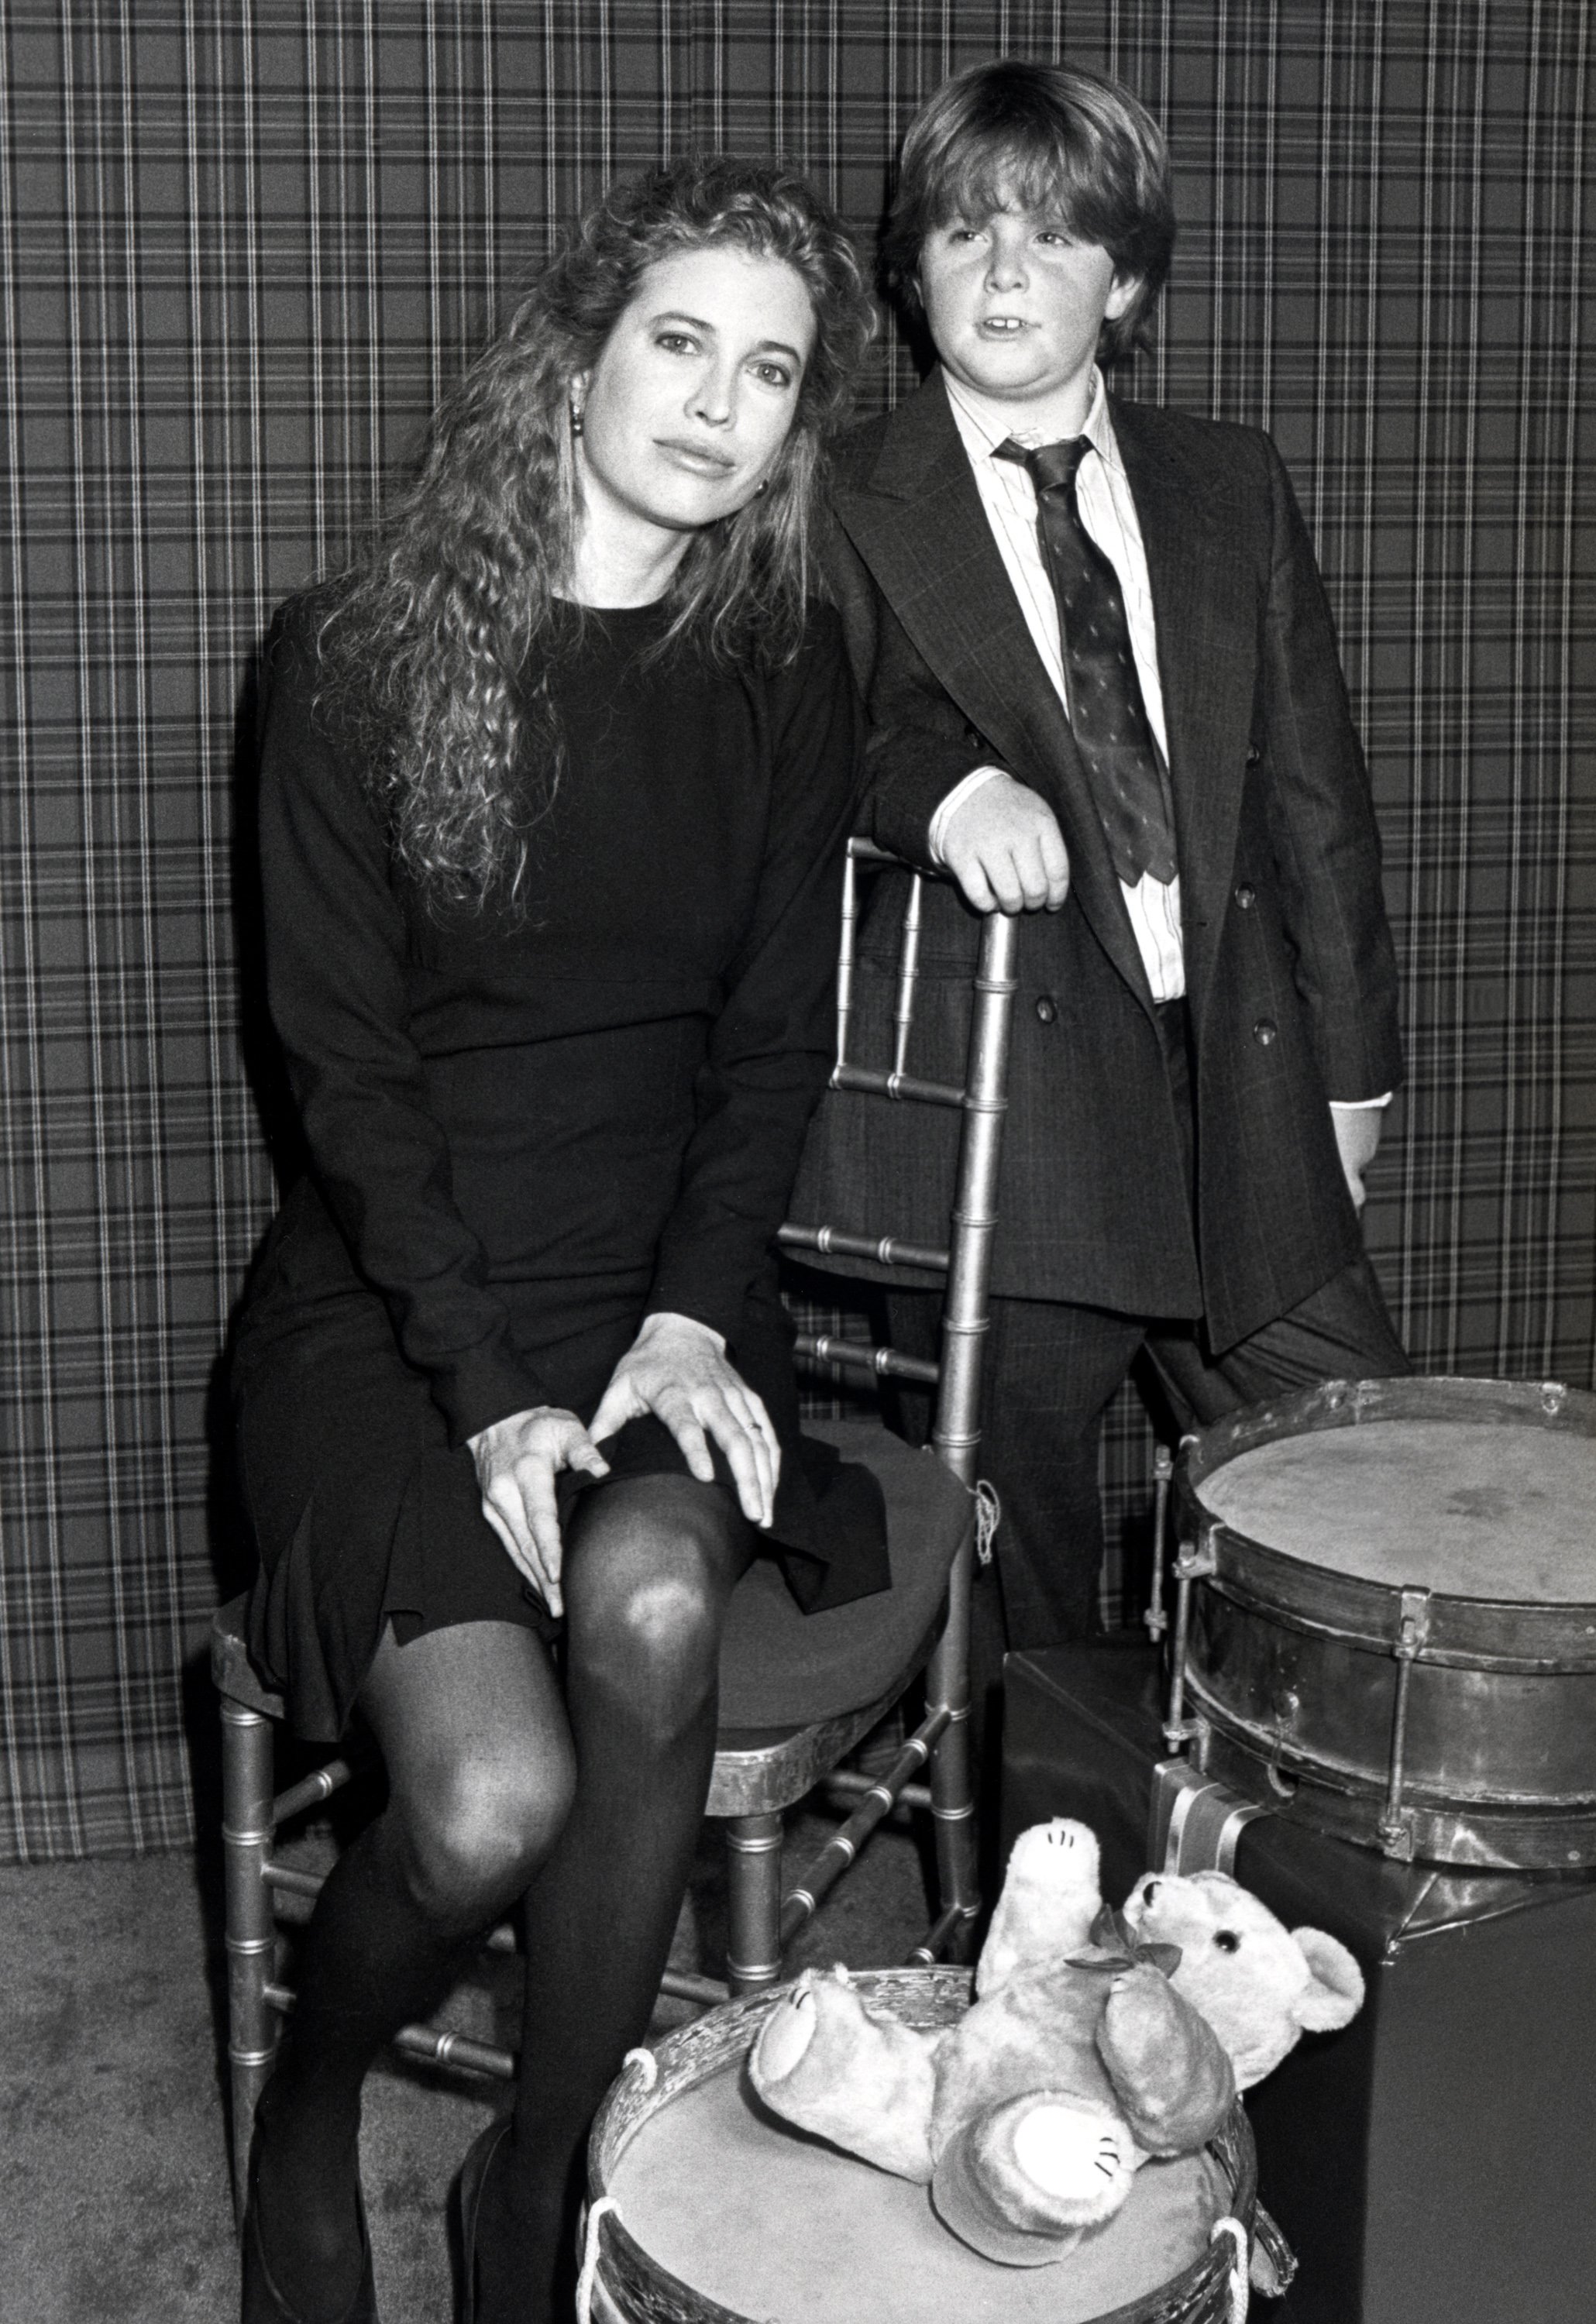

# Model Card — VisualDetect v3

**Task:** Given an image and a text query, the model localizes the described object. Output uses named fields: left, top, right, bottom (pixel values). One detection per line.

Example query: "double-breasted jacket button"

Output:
left=1247, top=744, right=1262, bottom=766
left=1235, top=882, right=1256, bottom=910
left=1253, top=1017, right=1278, bottom=1047
left=1034, top=995, right=1058, bottom=1025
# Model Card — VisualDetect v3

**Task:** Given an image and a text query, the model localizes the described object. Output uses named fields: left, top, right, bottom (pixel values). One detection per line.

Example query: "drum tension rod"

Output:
left=1163, top=1535, right=1216, bottom=1757
left=1378, top=1588, right=1433, bottom=1861
left=1143, top=1445, right=1176, bottom=1646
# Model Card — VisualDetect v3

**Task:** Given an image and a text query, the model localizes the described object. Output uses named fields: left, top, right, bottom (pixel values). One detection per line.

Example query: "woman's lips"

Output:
left=655, top=438, right=738, bottom=475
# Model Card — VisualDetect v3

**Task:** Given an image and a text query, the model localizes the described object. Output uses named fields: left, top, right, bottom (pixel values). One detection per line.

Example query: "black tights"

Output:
left=252, top=1473, right=753, bottom=2324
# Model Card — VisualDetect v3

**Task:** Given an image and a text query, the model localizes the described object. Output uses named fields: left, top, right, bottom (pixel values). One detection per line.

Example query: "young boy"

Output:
left=799, top=59, right=1407, bottom=1669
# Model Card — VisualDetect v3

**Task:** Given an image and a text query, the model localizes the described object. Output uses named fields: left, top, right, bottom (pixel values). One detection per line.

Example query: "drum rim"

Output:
left=1174, top=1374, right=1596, bottom=1666
left=586, top=1967, right=1260, bottom=2324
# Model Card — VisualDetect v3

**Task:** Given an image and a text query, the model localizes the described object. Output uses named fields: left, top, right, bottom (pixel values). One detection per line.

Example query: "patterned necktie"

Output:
left=995, top=435, right=1178, bottom=886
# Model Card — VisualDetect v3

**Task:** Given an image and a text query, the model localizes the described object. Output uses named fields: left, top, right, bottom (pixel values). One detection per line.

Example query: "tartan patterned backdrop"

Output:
left=1, top=0, right=1591, bottom=1858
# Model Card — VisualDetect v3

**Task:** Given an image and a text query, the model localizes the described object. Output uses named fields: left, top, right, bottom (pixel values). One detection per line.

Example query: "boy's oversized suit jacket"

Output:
left=793, top=373, right=1403, bottom=1353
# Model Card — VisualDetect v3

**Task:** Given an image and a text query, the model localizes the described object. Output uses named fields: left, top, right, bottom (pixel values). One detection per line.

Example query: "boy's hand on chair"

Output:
left=941, top=775, right=1070, bottom=915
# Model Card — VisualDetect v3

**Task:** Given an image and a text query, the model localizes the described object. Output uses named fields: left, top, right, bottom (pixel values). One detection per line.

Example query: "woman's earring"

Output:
left=754, top=478, right=769, bottom=497
left=569, top=402, right=585, bottom=438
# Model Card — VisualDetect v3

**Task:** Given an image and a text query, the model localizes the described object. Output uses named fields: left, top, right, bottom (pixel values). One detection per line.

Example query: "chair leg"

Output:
left=923, top=1538, right=979, bottom=1961
left=221, top=1697, right=280, bottom=2223
left=724, top=1811, right=784, bottom=1996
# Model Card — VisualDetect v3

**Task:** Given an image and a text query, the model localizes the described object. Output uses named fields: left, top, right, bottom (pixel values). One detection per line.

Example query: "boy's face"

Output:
left=917, top=200, right=1137, bottom=418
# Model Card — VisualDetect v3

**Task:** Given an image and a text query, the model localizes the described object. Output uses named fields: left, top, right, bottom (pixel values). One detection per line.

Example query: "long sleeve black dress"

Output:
left=234, top=590, right=886, bottom=1742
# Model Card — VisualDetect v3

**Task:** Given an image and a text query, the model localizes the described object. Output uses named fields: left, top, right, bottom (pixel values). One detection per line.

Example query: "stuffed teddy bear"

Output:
left=748, top=1818, right=1364, bottom=2267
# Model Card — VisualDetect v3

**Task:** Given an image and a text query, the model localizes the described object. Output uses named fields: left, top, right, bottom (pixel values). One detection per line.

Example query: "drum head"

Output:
left=1198, top=1419, right=1596, bottom=1600
left=604, top=2054, right=1229, bottom=2324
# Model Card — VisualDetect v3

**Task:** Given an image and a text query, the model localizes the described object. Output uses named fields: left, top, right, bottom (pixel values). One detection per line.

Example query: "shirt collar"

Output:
left=941, top=365, right=1123, bottom=477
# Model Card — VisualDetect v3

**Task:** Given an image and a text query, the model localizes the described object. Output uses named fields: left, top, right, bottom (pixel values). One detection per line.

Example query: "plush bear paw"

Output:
left=976, top=1819, right=1105, bottom=1996
left=748, top=1967, right=938, bottom=2182
left=930, top=2091, right=1137, bottom=2264
left=1097, top=1961, right=1235, bottom=2154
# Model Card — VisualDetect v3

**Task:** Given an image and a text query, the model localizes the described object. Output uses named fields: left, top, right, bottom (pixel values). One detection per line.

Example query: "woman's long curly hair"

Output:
left=317, top=154, right=875, bottom=909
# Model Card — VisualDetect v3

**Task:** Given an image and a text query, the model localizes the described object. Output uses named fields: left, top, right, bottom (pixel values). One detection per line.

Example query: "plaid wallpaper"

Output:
left=1, top=0, right=1590, bottom=1858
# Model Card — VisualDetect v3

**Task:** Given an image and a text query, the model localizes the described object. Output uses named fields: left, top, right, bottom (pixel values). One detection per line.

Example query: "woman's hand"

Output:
left=588, top=1312, right=780, bottom=1529
left=466, top=1406, right=611, bottom=1616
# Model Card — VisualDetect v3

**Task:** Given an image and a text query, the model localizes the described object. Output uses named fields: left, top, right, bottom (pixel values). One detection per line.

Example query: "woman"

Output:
left=233, top=155, right=875, bottom=2324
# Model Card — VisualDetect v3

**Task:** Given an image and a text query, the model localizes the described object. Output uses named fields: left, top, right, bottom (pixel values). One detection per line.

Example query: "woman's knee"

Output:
left=569, top=1547, right=726, bottom=1724
left=390, top=1736, right=576, bottom=1923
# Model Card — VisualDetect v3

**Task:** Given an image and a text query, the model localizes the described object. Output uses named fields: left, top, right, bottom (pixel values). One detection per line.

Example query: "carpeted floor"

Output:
left=0, top=1786, right=932, bottom=2324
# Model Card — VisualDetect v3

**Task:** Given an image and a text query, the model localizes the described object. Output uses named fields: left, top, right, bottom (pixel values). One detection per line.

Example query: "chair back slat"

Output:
left=891, top=872, right=924, bottom=1079
left=777, top=1222, right=949, bottom=1274
left=834, top=844, right=861, bottom=1071
left=830, top=1062, right=965, bottom=1109
left=791, top=1334, right=940, bottom=1386
left=788, top=844, right=1019, bottom=1489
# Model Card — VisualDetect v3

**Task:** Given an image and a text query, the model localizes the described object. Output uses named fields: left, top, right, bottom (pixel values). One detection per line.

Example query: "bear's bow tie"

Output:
left=1065, top=1902, right=1183, bottom=1978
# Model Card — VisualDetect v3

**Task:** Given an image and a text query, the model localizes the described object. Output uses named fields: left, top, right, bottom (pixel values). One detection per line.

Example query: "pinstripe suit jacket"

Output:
left=792, top=372, right=1402, bottom=1350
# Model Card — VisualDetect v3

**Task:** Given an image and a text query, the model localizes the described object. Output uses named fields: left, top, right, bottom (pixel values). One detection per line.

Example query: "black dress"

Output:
left=235, top=592, right=887, bottom=1742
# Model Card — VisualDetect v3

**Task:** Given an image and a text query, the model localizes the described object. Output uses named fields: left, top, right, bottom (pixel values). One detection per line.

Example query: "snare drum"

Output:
left=584, top=1970, right=1271, bottom=2324
left=1168, top=1375, right=1596, bottom=1868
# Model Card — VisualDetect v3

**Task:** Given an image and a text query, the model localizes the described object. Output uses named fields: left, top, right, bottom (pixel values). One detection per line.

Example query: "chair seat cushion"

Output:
left=717, top=1420, right=972, bottom=1729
